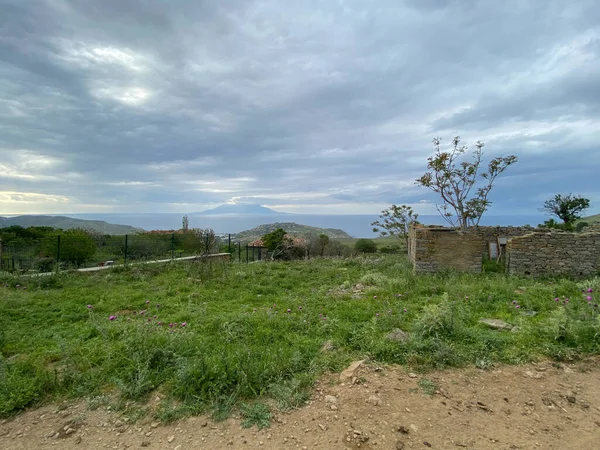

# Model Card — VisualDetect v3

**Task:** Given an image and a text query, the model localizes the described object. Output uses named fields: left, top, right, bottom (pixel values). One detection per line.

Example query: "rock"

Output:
left=321, top=340, right=335, bottom=352
left=408, top=373, right=417, bottom=379
left=150, top=422, right=159, bottom=428
left=397, top=426, right=409, bottom=434
left=386, top=328, right=409, bottom=343
left=340, top=360, right=365, bottom=382
left=325, top=395, right=338, bottom=404
left=167, top=435, right=175, bottom=443
left=368, top=395, right=382, bottom=406
left=396, top=440, right=405, bottom=449
left=141, top=441, right=151, bottom=447
left=566, top=396, right=576, bottom=403
left=74, top=436, right=82, bottom=444
left=479, top=318, right=513, bottom=331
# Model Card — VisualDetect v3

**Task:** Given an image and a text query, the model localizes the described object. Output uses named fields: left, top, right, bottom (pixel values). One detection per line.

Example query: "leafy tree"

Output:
left=317, top=234, right=329, bottom=257
left=371, top=204, right=418, bottom=252
left=180, top=228, right=218, bottom=255
left=416, top=137, right=518, bottom=231
left=354, top=239, right=377, bottom=254
left=44, top=228, right=97, bottom=268
left=540, top=193, right=590, bottom=229
left=262, top=228, right=288, bottom=252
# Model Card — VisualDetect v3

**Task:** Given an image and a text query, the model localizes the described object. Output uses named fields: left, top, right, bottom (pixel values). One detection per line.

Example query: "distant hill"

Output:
left=195, top=204, right=284, bottom=215
left=233, top=222, right=351, bottom=242
left=581, top=213, right=600, bottom=224
left=0, top=215, right=142, bottom=235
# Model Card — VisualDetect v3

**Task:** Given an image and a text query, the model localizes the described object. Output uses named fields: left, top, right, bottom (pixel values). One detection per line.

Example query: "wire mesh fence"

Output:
left=0, top=232, right=236, bottom=273
left=0, top=232, right=285, bottom=273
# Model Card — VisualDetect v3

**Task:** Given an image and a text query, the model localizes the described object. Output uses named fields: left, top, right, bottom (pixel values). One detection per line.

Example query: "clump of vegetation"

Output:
left=354, top=239, right=377, bottom=254
left=1, top=255, right=599, bottom=421
left=539, top=193, right=591, bottom=231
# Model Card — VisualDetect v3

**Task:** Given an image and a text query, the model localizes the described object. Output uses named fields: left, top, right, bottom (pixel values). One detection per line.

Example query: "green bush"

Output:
left=354, top=239, right=377, bottom=253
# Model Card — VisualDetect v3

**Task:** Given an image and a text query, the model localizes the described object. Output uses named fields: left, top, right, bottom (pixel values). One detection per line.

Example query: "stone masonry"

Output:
left=409, top=225, right=483, bottom=273
left=506, top=230, right=600, bottom=277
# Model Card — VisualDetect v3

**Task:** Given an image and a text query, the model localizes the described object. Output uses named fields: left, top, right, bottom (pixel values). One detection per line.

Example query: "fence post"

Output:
left=56, top=235, right=61, bottom=271
left=246, top=245, right=249, bottom=264
left=124, top=235, right=128, bottom=265
left=258, top=246, right=262, bottom=261
left=171, top=234, right=175, bottom=260
left=228, top=234, right=231, bottom=254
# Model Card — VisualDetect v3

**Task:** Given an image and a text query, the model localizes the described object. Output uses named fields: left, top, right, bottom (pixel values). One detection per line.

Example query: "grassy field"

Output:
left=1, top=255, right=599, bottom=425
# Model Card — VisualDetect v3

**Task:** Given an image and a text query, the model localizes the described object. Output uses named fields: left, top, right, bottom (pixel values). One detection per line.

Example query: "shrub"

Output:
left=354, top=239, right=377, bottom=254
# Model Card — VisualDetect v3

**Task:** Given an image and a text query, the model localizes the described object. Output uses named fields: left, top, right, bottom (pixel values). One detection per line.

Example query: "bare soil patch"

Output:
left=2, top=359, right=600, bottom=449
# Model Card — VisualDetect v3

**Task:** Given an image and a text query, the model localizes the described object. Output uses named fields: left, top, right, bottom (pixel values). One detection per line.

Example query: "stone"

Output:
left=479, top=318, right=513, bottom=331
left=396, top=440, right=405, bottom=449
left=386, top=328, right=409, bottom=343
left=368, top=395, right=382, bottom=406
left=340, top=360, right=365, bottom=381
left=167, top=435, right=175, bottom=443
left=325, top=395, right=338, bottom=404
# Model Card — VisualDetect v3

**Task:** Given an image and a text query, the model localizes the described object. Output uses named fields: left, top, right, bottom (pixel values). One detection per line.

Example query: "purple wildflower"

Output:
left=373, top=295, right=377, bottom=299
left=157, top=321, right=163, bottom=326
left=587, top=296, right=592, bottom=301
left=181, top=322, right=187, bottom=327
left=287, top=309, right=291, bottom=313
left=87, top=304, right=93, bottom=309
left=146, top=300, right=150, bottom=304
left=587, top=288, right=594, bottom=293
left=109, top=315, right=117, bottom=321
left=169, top=323, right=174, bottom=328
left=376, top=313, right=380, bottom=317
left=403, top=308, right=407, bottom=313
left=515, top=305, right=520, bottom=309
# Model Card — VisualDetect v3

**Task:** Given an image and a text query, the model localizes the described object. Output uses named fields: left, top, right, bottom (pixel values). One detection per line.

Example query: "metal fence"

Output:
left=0, top=234, right=281, bottom=273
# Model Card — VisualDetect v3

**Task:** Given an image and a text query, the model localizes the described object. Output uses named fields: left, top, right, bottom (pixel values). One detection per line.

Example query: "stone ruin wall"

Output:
left=409, top=224, right=600, bottom=277
left=506, top=230, right=600, bottom=277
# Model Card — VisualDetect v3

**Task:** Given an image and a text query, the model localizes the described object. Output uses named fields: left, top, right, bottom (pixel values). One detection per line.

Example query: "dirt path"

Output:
left=2, top=359, right=600, bottom=449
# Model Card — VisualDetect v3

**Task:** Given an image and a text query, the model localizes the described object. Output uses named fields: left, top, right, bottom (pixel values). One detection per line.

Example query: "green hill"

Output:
left=0, top=215, right=142, bottom=235
left=581, top=213, right=600, bottom=224
left=233, top=222, right=351, bottom=242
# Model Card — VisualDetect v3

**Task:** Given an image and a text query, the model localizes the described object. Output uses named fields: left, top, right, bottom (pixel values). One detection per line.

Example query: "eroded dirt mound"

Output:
left=2, top=359, right=600, bottom=449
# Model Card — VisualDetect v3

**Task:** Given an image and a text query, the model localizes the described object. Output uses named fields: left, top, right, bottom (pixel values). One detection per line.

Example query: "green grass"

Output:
left=1, top=256, right=599, bottom=421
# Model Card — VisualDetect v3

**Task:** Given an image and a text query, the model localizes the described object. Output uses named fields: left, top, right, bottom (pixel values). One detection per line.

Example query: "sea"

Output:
left=65, top=213, right=548, bottom=238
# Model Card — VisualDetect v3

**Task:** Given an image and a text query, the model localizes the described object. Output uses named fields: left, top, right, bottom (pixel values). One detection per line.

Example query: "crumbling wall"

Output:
left=410, top=225, right=483, bottom=273
left=506, top=231, right=600, bottom=277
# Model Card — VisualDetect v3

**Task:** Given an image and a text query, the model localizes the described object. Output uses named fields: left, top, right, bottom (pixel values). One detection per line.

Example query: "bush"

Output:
left=354, top=239, right=377, bottom=254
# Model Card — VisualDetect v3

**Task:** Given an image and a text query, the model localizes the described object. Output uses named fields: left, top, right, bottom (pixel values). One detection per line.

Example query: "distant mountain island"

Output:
left=0, top=215, right=142, bottom=235
left=233, top=222, right=351, bottom=242
left=195, top=204, right=285, bottom=215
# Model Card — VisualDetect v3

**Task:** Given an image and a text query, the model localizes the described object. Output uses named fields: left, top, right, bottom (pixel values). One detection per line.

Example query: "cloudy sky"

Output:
left=1, top=0, right=599, bottom=217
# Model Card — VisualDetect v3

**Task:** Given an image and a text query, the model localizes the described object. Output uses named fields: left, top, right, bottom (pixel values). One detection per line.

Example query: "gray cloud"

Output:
left=1, top=0, right=599, bottom=216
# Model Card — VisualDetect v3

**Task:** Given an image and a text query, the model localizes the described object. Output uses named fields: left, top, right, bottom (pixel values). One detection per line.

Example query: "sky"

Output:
left=1, top=0, right=599, bottom=217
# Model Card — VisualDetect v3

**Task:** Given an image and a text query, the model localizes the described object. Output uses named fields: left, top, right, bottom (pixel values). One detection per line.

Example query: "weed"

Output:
left=418, top=378, right=438, bottom=395
left=240, top=402, right=272, bottom=429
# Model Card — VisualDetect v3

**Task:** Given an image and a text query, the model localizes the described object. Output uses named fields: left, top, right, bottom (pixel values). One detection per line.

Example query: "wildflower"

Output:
left=157, top=321, right=163, bottom=326
left=169, top=323, right=174, bottom=328
left=154, top=315, right=158, bottom=318
left=156, top=304, right=161, bottom=308
left=87, top=304, right=93, bottom=309
left=298, top=306, right=302, bottom=310
left=512, top=301, right=517, bottom=305
left=147, top=318, right=152, bottom=322
left=395, top=294, right=402, bottom=297
left=376, top=313, right=380, bottom=317
left=595, top=304, right=598, bottom=308
left=554, top=298, right=560, bottom=302
left=287, top=309, right=291, bottom=313
left=388, top=309, right=392, bottom=313
left=403, top=308, right=407, bottom=313
left=588, top=288, right=594, bottom=293
left=373, top=295, right=377, bottom=299
left=253, top=308, right=257, bottom=312
left=181, top=322, right=187, bottom=327
left=273, top=304, right=277, bottom=308
left=465, top=296, right=469, bottom=300
left=16, top=284, right=20, bottom=288
left=587, top=296, right=593, bottom=301
left=140, top=310, right=146, bottom=315
left=515, top=305, right=520, bottom=309
left=109, top=315, right=117, bottom=321
left=146, top=300, right=150, bottom=304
